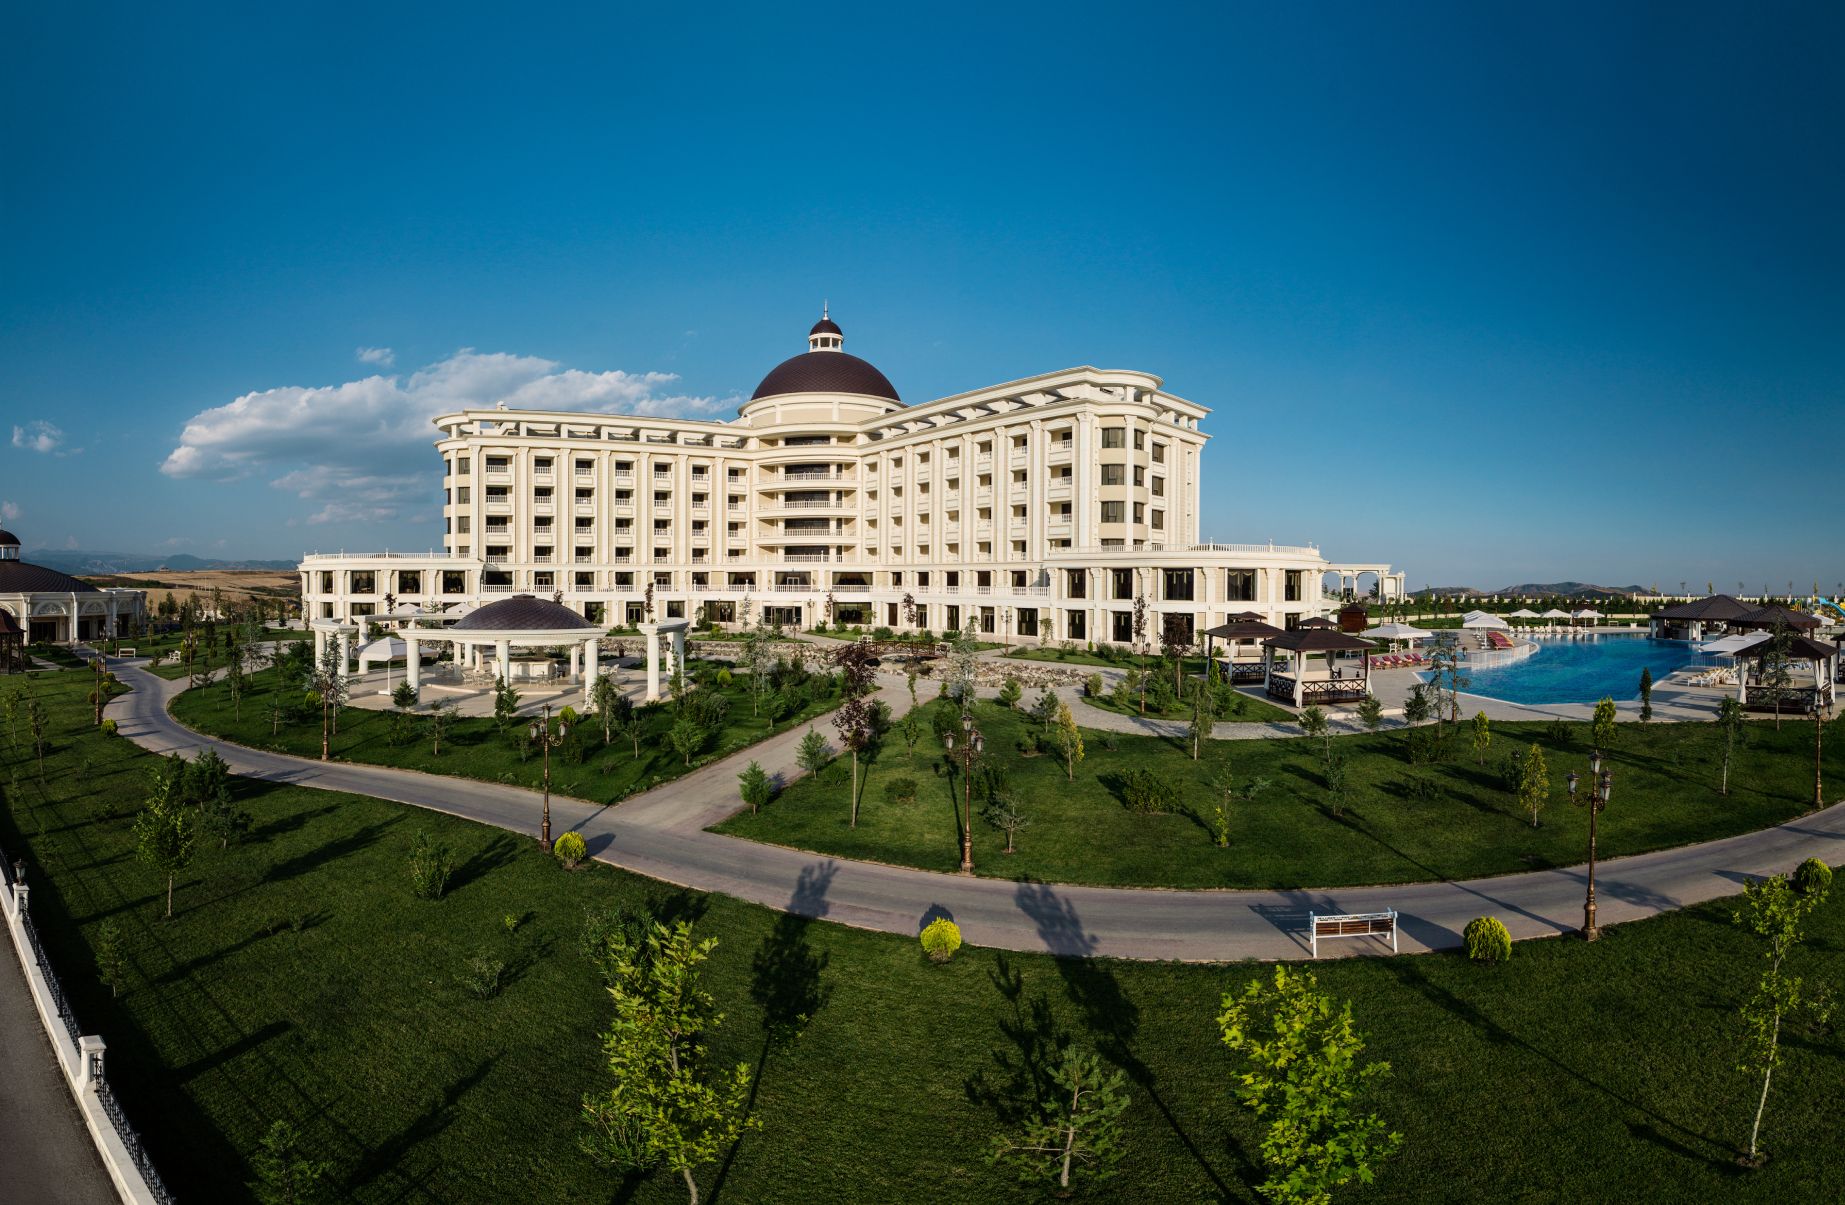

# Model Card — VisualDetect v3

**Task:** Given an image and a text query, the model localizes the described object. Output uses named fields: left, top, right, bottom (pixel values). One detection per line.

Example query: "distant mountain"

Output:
left=1495, top=582, right=1648, bottom=599
left=1409, top=586, right=1483, bottom=597
left=24, top=548, right=297, bottom=574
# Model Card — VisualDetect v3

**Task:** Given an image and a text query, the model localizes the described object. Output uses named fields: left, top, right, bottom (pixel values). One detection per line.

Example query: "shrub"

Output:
left=1084, top=673, right=1104, bottom=698
left=408, top=830, right=453, bottom=900
left=1463, top=916, right=1512, bottom=963
left=457, top=949, right=506, bottom=999
left=886, top=776, right=919, bottom=805
left=1119, top=767, right=1177, bottom=815
left=920, top=917, right=962, bottom=964
left=1793, top=857, right=1833, bottom=897
left=873, top=626, right=895, bottom=641
left=715, top=667, right=733, bottom=687
left=553, top=830, right=587, bottom=869
left=100, top=718, right=118, bottom=737
left=997, top=677, right=1023, bottom=709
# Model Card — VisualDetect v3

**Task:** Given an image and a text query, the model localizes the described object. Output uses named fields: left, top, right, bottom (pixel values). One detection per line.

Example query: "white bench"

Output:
left=116, top=648, right=136, bottom=658
left=1308, top=909, right=1398, bottom=958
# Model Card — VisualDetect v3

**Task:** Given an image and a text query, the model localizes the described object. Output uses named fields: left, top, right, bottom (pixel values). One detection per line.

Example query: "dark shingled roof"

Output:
left=1202, top=619, right=1285, bottom=641
left=0, top=529, right=20, bottom=546
left=1732, top=604, right=1822, bottom=631
left=1734, top=634, right=1837, bottom=661
left=1265, top=629, right=1376, bottom=652
left=0, top=610, right=21, bottom=635
left=751, top=351, right=900, bottom=402
left=0, top=560, right=101, bottom=594
left=448, top=595, right=597, bottom=633
left=809, top=316, right=842, bottom=336
left=1653, top=593, right=1756, bottom=621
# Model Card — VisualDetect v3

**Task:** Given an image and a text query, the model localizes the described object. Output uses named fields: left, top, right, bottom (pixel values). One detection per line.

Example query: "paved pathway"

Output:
left=0, top=930, right=117, bottom=1204
left=104, top=659, right=1845, bottom=962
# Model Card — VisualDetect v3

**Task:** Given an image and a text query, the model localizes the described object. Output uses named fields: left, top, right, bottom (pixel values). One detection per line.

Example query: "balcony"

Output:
left=613, top=474, right=635, bottom=487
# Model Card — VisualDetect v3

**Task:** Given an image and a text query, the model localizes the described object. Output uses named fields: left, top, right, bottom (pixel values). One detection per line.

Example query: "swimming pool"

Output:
left=1439, top=634, right=1715, bottom=706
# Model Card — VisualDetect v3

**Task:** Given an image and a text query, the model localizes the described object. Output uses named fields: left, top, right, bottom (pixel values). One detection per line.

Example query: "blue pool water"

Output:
left=1443, top=635, right=1714, bottom=706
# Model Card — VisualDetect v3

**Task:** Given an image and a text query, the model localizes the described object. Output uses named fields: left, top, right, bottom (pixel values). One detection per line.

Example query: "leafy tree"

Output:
left=610, top=702, right=643, bottom=760
left=387, top=681, right=419, bottom=746
left=1470, top=711, right=1491, bottom=766
left=988, top=1046, right=1129, bottom=1192
left=580, top=921, right=759, bottom=1203
left=588, top=672, right=622, bottom=744
left=946, top=626, right=980, bottom=712
left=249, top=1119, right=331, bottom=1205
left=1188, top=678, right=1211, bottom=760
left=668, top=716, right=706, bottom=767
left=1051, top=702, right=1084, bottom=781
left=95, top=918, right=128, bottom=998
left=737, top=760, right=771, bottom=815
left=1160, top=614, right=1194, bottom=695
left=796, top=727, right=831, bottom=780
left=981, top=790, right=1029, bottom=853
left=134, top=756, right=197, bottom=919
left=1356, top=694, right=1384, bottom=734
left=1298, top=706, right=1330, bottom=763
left=1030, top=688, right=1060, bottom=728
left=1811, top=700, right=1832, bottom=812
left=305, top=639, right=348, bottom=761
left=1591, top=696, right=1617, bottom=752
left=898, top=708, right=923, bottom=762
left=1202, top=757, right=1270, bottom=849
left=189, top=749, right=250, bottom=849
left=407, top=830, right=453, bottom=900
left=740, top=622, right=775, bottom=718
left=1401, top=684, right=1433, bottom=731
left=493, top=678, right=523, bottom=735
left=1323, top=747, right=1351, bottom=819
left=26, top=697, right=49, bottom=774
left=1757, top=619, right=1795, bottom=730
left=831, top=641, right=881, bottom=827
left=425, top=698, right=455, bottom=756
left=1733, top=869, right=1833, bottom=1165
left=1713, top=695, right=1747, bottom=796
left=1219, top=965, right=1402, bottom=1204
left=1638, top=667, right=1654, bottom=723
left=1517, top=742, right=1550, bottom=828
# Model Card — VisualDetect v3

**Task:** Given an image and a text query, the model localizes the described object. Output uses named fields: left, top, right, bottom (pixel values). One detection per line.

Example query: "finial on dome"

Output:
left=808, top=305, right=843, bottom=351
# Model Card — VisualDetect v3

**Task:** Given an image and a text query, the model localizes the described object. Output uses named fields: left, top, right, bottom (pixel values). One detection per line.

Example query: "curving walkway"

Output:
left=104, top=659, right=1845, bottom=962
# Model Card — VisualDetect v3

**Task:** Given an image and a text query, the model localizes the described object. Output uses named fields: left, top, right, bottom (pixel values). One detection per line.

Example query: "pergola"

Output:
left=409, top=595, right=608, bottom=707
left=1733, top=634, right=1838, bottom=713
left=1202, top=615, right=1284, bottom=684
left=1263, top=629, right=1376, bottom=707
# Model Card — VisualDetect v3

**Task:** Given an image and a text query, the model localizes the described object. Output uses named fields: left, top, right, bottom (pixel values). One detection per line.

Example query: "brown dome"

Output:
left=448, top=594, right=596, bottom=632
left=751, top=351, right=899, bottom=402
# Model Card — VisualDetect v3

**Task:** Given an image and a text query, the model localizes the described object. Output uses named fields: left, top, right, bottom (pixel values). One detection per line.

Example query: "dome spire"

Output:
left=808, top=305, right=843, bottom=352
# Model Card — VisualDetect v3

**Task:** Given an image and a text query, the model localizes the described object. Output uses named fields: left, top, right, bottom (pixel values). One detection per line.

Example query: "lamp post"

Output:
left=1566, top=751, right=1614, bottom=941
left=942, top=715, right=984, bottom=875
left=528, top=703, right=570, bottom=852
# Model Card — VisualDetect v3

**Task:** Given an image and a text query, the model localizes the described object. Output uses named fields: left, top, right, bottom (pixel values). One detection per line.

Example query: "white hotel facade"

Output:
left=299, top=315, right=1405, bottom=643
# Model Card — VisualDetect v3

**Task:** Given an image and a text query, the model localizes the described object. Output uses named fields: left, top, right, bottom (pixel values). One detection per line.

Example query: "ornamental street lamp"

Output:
left=1566, top=751, right=1615, bottom=941
left=942, top=716, right=984, bottom=875
left=529, top=703, right=570, bottom=852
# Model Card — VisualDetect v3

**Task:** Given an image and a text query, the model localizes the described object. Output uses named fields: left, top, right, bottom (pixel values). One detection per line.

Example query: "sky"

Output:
left=2, top=3, right=1841, bottom=593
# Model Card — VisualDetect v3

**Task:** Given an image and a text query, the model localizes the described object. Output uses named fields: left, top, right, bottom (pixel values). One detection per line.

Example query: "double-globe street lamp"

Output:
left=529, top=703, right=570, bottom=852
left=1567, top=751, right=1614, bottom=941
left=942, top=714, right=984, bottom=875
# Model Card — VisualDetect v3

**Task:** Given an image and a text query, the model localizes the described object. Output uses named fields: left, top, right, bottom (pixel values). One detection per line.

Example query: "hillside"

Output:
left=80, top=570, right=299, bottom=616
left=24, top=548, right=297, bottom=574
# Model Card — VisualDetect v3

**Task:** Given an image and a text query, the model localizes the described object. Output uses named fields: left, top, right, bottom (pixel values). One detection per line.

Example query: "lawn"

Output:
left=1078, top=684, right=1297, bottom=725
left=3, top=670, right=1842, bottom=1203
left=28, top=642, right=90, bottom=669
left=170, top=661, right=842, bottom=805
left=717, top=698, right=1833, bottom=889
left=116, top=627, right=309, bottom=680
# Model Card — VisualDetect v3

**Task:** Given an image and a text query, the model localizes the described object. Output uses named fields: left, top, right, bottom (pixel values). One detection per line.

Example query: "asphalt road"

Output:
left=106, top=660, right=1845, bottom=961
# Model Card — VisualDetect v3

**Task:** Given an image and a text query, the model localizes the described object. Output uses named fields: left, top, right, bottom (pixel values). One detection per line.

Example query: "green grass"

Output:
left=1079, top=685, right=1297, bottom=725
left=118, top=628, right=308, bottom=680
left=3, top=670, right=1843, bottom=1203
left=717, top=699, right=1832, bottom=889
left=170, top=664, right=841, bottom=805
left=27, top=642, right=89, bottom=669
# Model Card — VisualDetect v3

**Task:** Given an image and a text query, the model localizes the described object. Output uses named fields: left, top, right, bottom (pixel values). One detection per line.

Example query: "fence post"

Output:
left=8, top=883, right=26, bottom=923
left=79, top=1036, right=106, bottom=1090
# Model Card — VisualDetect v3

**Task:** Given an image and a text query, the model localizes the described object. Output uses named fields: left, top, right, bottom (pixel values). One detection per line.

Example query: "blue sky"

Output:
left=3, top=3, right=1841, bottom=592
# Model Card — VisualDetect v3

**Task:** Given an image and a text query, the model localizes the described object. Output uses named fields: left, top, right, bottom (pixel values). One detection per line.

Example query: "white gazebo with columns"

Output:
left=637, top=619, right=691, bottom=702
left=406, top=595, right=606, bottom=707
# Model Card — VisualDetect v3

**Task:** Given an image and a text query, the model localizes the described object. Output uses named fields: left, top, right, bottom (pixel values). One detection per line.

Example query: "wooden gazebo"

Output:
left=1263, top=629, right=1376, bottom=707
left=1733, top=634, right=1837, bottom=714
left=1203, top=614, right=1284, bottom=684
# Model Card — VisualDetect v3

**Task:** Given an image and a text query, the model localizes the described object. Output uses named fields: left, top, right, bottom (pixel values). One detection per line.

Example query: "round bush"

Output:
left=1463, top=916, right=1512, bottom=963
left=1793, top=857, right=1833, bottom=897
left=920, top=918, right=962, bottom=964
left=1084, top=673, right=1104, bottom=698
left=100, top=718, right=118, bottom=737
left=553, top=830, right=587, bottom=869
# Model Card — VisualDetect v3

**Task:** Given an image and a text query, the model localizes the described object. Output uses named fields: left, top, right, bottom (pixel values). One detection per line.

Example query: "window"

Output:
left=1100, top=501, right=1125, bottom=523
left=350, top=571, right=376, bottom=594
left=1152, top=442, right=1167, bottom=464
left=534, top=516, right=553, bottom=530
left=1066, top=569, right=1087, bottom=599
left=1162, top=568, right=1193, bottom=601
left=455, top=486, right=471, bottom=503
left=454, top=516, right=470, bottom=533
left=653, top=518, right=670, bottom=531
left=1101, top=428, right=1125, bottom=449
left=1112, top=568, right=1134, bottom=599
left=1226, top=569, right=1256, bottom=601
left=576, top=487, right=593, bottom=500
left=1066, top=610, right=1086, bottom=639
left=534, top=486, right=553, bottom=500
left=535, top=457, right=553, bottom=472
left=1101, top=465, right=1125, bottom=486
left=1285, top=570, right=1304, bottom=602
left=653, top=491, right=670, bottom=505
left=1150, top=509, right=1164, bottom=530
left=1151, top=476, right=1164, bottom=497
left=576, top=517, right=594, bottom=530
left=1133, top=502, right=1145, bottom=523
left=1133, top=466, right=1145, bottom=487
left=1018, top=608, right=1038, bottom=637
left=454, top=456, right=471, bottom=475
left=1112, top=611, right=1133, bottom=642
left=1133, top=430, right=1145, bottom=451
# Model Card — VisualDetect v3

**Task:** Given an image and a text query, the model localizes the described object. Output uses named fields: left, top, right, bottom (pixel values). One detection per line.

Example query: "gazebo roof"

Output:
left=1265, top=629, right=1376, bottom=652
left=1731, top=604, right=1822, bottom=631
left=1653, top=593, right=1756, bottom=621
left=1298, top=616, right=1338, bottom=630
left=1203, top=619, right=1285, bottom=641
left=1733, top=635, right=1837, bottom=661
left=448, top=595, right=597, bottom=633
left=0, top=609, right=20, bottom=635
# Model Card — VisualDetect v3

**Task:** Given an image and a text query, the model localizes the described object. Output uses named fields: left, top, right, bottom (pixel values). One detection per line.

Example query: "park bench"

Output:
left=1308, top=909, right=1398, bottom=958
left=116, top=648, right=136, bottom=658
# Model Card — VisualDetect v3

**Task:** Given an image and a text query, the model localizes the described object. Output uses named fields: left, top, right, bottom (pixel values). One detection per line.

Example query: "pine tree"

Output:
left=989, top=1046, right=1129, bottom=1191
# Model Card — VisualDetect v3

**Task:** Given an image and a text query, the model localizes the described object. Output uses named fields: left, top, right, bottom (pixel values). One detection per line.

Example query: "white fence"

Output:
left=1, top=847, right=172, bottom=1204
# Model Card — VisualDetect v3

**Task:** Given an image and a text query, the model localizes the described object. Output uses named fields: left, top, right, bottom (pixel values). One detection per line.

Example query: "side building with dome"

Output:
left=0, top=529, right=147, bottom=647
left=297, top=312, right=1405, bottom=643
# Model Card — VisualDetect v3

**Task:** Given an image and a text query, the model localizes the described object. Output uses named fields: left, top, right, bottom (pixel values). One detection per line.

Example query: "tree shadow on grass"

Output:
left=345, top=1053, right=500, bottom=1195
left=265, top=817, right=403, bottom=884
left=446, top=833, right=520, bottom=896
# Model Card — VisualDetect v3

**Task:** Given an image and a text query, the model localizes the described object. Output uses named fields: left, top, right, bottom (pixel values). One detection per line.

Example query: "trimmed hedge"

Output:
left=919, top=918, right=962, bottom=964
left=1463, top=915, right=1512, bottom=963
left=1794, top=857, right=1833, bottom=897
left=553, top=830, right=587, bottom=869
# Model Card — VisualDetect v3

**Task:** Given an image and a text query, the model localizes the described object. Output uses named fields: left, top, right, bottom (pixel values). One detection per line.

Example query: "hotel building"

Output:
left=299, top=314, right=1404, bottom=642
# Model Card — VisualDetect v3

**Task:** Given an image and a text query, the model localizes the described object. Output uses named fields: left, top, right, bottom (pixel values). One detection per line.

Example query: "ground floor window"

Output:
left=912, top=604, right=927, bottom=630
left=834, top=602, right=870, bottom=625
left=1066, top=610, right=1086, bottom=640
left=584, top=602, right=605, bottom=624
left=625, top=602, right=645, bottom=626
left=666, top=600, right=685, bottom=619
left=1112, top=610, right=1133, bottom=643
left=980, top=606, right=996, bottom=634
left=764, top=606, right=802, bottom=628
left=945, top=604, right=961, bottom=633
left=1018, top=607, right=1039, bottom=637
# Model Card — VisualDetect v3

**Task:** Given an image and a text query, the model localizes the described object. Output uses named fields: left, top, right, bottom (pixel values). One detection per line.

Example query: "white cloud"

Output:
left=356, top=346, right=395, bottom=366
left=0, top=500, right=19, bottom=522
left=12, top=421, right=63, bottom=454
left=161, top=348, right=729, bottom=524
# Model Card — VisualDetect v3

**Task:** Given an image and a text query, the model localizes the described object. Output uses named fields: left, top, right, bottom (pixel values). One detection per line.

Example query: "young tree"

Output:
left=388, top=681, right=419, bottom=746
left=249, top=1118, right=331, bottom=1205
left=1401, top=684, right=1432, bottom=730
left=737, top=760, right=771, bottom=814
left=306, top=639, right=348, bottom=761
left=997, top=676, right=1023, bottom=709
left=1188, top=678, right=1211, bottom=760
left=1298, top=705, right=1330, bottom=764
left=1715, top=695, right=1746, bottom=796
left=947, top=626, right=980, bottom=712
left=135, top=757, right=197, bottom=919
left=189, top=749, right=250, bottom=850
left=1757, top=619, right=1795, bottom=730
left=1203, top=757, right=1270, bottom=849
left=1131, top=589, right=1149, bottom=660
left=26, top=697, right=49, bottom=774
left=1591, top=696, right=1617, bottom=752
left=493, top=678, right=523, bottom=735
left=95, top=919, right=127, bottom=998
left=898, top=708, right=923, bottom=762
left=580, top=921, right=758, bottom=1204
left=740, top=622, right=774, bottom=718
left=1356, top=694, right=1384, bottom=735
left=610, top=702, right=643, bottom=760
left=1517, top=742, right=1550, bottom=828
left=425, top=698, right=456, bottom=756
left=668, top=716, right=706, bottom=767
left=1811, top=701, right=1831, bottom=812
left=1733, top=870, right=1832, bottom=1165
left=981, top=790, right=1029, bottom=854
left=1470, top=711, right=1492, bottom=766
left=1219, top=965, right=1402, bottom=1204
left=831, top=641, right=881, bottom=827
left=1638, top=666, right=1654, bottom=723
left=1051, top=701, right=1084, bottom=782
left=796, top=727, right=831, bottom=781
left=1323, top=747, right=1351, bottom=819
left=1160, top=614, right=1193, bottom=695
left=988, top=1046, right=1129, bottom=1192
left=591, top=673, right=623, bottom=744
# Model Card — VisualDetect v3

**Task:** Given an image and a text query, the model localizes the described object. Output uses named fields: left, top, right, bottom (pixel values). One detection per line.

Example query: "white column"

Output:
left=569, top=643, right=581, bottom=685
left=583, top=636, right=600, bottom=707
left=671, top=627, right=687, bottom=678
left=497, top=639, right=511, bottom=685
left=645, top=629, right=662, bottom=701
left=405, top=636, right=421, bottom=694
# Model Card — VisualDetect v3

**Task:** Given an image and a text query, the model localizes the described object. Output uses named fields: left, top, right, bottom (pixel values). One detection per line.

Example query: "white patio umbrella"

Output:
left=1462, top=612, right=1511, bottom=630
left=1698, top=631, right=1769, bottom=657
left=1507, top=608, right=1540, bottom=619
left=1571, top=608, right=1604, bottom=620
left=1539, top=608, right=1572, bottom=619
left=356, top=635, right=413, bottom=693
left=1361, top=622, right=1432, bottom=651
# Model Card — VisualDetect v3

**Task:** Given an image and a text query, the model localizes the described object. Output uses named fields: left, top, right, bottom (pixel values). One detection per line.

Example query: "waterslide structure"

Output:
left=1806, top=595, right=1845, bottom=622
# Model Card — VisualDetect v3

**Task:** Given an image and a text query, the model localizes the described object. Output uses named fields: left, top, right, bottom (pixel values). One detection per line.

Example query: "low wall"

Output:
left=1, top=849, right=172, bottom=1204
